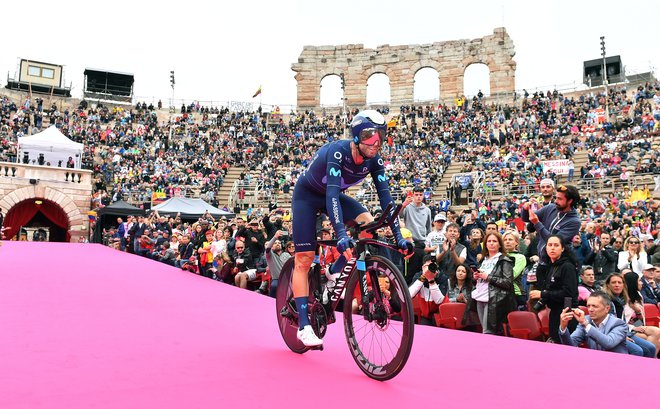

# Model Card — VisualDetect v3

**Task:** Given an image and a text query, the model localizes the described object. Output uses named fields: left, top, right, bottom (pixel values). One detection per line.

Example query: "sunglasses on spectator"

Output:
left=629, top=241, right=639, bottom=244
left=236, top=246, right=245, bottom=249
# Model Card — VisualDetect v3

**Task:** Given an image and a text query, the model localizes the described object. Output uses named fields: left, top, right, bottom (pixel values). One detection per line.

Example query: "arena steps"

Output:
left=216, top=167, right=244, bottom=209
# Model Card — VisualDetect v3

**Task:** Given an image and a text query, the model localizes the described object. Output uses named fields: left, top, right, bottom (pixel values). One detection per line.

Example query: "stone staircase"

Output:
left=216, top=167, right=244, bottom=209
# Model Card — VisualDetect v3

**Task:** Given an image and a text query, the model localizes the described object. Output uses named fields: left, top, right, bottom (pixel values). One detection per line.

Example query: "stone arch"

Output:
left=413, top=66, right=441, bottom=102
left=463, top=62, right=491, bottom=98
left=292, top=28, right=516, bottom=109
left=0, top=185, right=84, bottom=240
left=366, top=72, right=391, bottom=105
left=319, top=74, right=344, bottom=107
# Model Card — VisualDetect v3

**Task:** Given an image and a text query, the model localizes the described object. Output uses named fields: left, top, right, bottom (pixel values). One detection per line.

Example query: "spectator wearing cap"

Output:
left=402, top=186, right=432, bottom=280
left=539, top=179, right=555, bottom=207
left=242, top=219, right=266, bottom=256
left=640, top=263, right=660, bottom=304
left=197, top=229, right=216, bottom=278
left=424, top=213, right=447, bottom=257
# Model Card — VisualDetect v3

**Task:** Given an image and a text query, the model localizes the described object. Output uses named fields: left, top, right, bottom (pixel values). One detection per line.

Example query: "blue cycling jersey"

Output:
left=294, top=140, right=403, bottom=243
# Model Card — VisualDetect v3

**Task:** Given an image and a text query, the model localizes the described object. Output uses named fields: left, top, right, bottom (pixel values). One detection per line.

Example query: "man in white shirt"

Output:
left=425, top=213, right=447, bottom=257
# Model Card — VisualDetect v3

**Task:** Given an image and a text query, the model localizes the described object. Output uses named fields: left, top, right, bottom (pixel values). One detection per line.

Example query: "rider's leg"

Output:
left=293, top=251, right=314, bottom=329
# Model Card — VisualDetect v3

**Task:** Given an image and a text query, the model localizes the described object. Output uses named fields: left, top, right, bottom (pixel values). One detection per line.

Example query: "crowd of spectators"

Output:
left=3, top=79, right=660, bottom=358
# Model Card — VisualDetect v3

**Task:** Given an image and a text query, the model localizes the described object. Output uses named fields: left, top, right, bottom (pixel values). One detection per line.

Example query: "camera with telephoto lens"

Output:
left=532, top=298, right=546, bottom=312
left=427, top=262, right=438, bottom=273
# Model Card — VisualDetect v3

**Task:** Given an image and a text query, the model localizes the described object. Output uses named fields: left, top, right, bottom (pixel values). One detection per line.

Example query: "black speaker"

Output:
left=583, top=55, right=623, bottom=86
left=29, top=179, right=38, bottom=185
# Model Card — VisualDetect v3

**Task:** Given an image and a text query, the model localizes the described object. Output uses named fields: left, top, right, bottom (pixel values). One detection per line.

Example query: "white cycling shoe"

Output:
left=297, top=325, right=323, bottom=347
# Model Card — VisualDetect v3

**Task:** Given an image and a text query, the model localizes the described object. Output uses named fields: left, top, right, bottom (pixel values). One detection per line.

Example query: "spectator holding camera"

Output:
left=529, top=235, right=579, bottom=343
left=409, top=255, right=446, bottom=325
left=558, top=292, right=628, bottom=354
left=464, top=232, right=515, bottom=335
left=521, top=184, right=581, bottom=290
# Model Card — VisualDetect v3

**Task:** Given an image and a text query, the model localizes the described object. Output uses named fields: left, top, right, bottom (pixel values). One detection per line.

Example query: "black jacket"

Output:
left=541, top=252, right=579, bottom=310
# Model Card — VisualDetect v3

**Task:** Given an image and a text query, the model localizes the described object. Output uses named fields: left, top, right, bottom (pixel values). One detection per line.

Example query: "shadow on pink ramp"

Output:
left=0, top=241, right=655, bottom=409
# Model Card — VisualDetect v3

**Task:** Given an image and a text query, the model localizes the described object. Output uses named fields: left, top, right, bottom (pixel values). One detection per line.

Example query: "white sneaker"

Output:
left=297, top=325, right=323, bottom=347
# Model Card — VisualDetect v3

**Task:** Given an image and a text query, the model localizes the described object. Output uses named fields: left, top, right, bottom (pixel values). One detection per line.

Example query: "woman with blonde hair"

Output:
left=617, top=236, right=648, bottom=275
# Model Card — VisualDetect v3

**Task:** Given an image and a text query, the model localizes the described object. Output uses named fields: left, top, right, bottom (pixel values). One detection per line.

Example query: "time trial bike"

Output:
left=275, top=204, right=414, bottom=381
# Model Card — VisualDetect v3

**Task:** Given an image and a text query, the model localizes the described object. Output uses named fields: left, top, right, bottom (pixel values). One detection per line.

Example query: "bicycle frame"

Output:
left=315, top=204, right=405, bottom=320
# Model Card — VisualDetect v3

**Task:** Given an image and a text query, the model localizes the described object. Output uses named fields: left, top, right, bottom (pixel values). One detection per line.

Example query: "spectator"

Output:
left=402, top=186, right=432, bottom=281
left=446, top=263, right=474, bottom=303
left=464, top=232, right=515, bottom=335
left=424, top=213, right=446, bottom=257
left=264, top=231, right=292, bottom=297
left=603, top=272, right=656, bottom=357
left=577, top=266, right=600, bottom=306
left=640, top=263, right=660, bottom=304
left=623, top=272, right=660, bottom=357
left=558, top=292, right=628, bottom=354
left=232, top=240, right=256, bottom=289
left=502, top=230, right=527, bottom=309
left=522, top=184, right=581, bottom=291
left=435, top=222, right=467, bottom=282
left=617, top=236, right=648, bottom=276
left=408, top=254, right=446, bottom=326
left=529, top=235, right=579, bottom=343
left=584, top=231, right=618, bottom=284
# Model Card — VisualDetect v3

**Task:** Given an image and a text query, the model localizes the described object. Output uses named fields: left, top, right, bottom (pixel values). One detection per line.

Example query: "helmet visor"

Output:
left=358, top=128, right=386, bottom=146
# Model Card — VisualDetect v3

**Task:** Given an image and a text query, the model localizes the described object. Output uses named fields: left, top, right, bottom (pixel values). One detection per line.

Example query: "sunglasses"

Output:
left=557, top=185, right=568, bottom=192
left=629, top=241, right=640, bottom=244
left=358, top=128, right=386, bottom=146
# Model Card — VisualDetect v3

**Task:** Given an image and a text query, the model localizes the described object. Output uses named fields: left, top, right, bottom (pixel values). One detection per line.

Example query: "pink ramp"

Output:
left=0, top=241, right=656, bottom=409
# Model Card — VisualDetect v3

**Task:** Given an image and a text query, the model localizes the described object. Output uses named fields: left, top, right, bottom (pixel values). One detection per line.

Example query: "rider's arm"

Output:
left=371, top=160, right=404, bottom=241
left=325, top=154, right=349, bottom=240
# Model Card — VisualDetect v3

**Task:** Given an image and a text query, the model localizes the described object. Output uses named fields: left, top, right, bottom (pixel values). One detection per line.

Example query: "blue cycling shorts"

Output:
left=291, top=183, right=367, bottom=252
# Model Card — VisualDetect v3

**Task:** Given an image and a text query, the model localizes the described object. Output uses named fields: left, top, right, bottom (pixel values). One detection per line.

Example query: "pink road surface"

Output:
left=0, top=241, right=656, bottom=409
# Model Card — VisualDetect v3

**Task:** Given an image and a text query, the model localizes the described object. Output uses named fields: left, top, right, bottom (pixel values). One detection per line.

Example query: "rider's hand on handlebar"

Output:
left=397, top=238, right=414, bottom=257
left=337, top=236, right=355, bottom=260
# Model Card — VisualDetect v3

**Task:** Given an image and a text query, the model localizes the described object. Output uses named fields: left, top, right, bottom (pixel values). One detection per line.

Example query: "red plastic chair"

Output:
left=537, top=308, right=550, bottom=338
left=507, top=311, right=543, bottom=340
left=434, top=302, right=467, bottom=329
left=643, top=303, right=660, bottom=327
left=412, top=295, right=422, bottom=324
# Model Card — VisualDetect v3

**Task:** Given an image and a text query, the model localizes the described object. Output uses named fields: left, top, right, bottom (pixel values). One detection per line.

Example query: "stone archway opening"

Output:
left=319, top=74, right=344, bottom=107
left=366, top=73, right=391, bottom=106
left=4, top=198, right=70, bottom=242
left=414, top=67, right=440, bottom=103
left=463, top=63, right=490, bottom=99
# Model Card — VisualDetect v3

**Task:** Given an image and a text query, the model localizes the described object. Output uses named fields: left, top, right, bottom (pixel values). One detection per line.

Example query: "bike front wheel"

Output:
left=343, top=255, right=414, bottom=381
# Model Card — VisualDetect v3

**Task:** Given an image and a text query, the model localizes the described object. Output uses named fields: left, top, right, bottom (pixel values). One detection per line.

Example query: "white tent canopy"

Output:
left=17, top=126, right=84, bottom=168
left=152, top=197, right=235, bottom=219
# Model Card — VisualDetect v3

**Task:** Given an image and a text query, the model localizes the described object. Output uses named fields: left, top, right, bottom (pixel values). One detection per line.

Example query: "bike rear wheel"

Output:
left=275, top=257, right=321, bottom=354
left=343, top=255, right=414, bottom=381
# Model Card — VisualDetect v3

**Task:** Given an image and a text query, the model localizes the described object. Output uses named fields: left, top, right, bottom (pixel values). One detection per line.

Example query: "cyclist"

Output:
left=291, top=110, right=413, bottom=347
